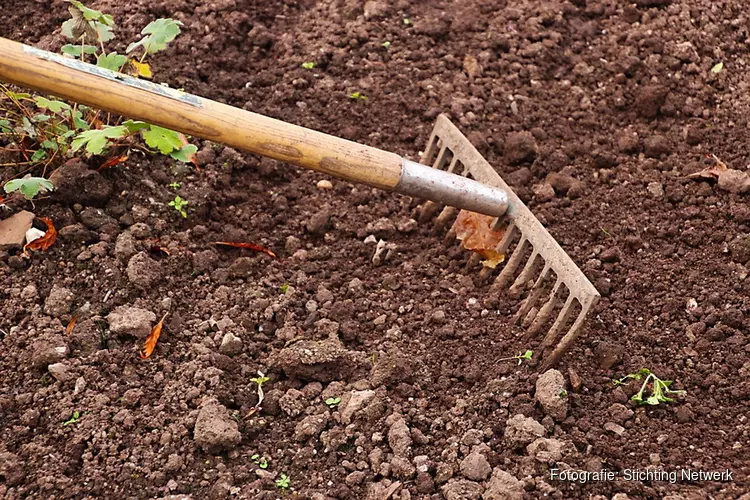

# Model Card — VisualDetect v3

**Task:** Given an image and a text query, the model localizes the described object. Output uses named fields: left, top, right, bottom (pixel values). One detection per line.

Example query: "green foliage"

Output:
left=381, top=41, right=391, bottom=48
left=349, top=91, right=368, bottom=100
left=275, top=474, right=290, bottom=489
left=499, top=349, right=533, bottom=366
left=250, top=374, right=270, bottom=388
left=61, top=44, right=98, bottom=57
left=4, top=177, right=55, bottom=200
left=169, top=182, right=181, bottom=190
left=96, top=52, right=128, bottom=71
left=613, top=368, right=686, bottom=406
left=280, top=284, right=289, bottom=294
left=711, top=62, right=724, bottom=74
left=251, top=455, right=269, bottom=469
left=63, top=410, right=82, bottom=426
left=325, top=397, right=341, bottom=407
left=71, top=125, right=128, bottom=155
left=301, top=62, right=315, bottom=69
left=127, top=18, right=183, bottom=56
left=142, top=125, right=183, bottom=154
left=168, top=196, right=189, bottom=218
left=34, top=96, right=71, bottom=113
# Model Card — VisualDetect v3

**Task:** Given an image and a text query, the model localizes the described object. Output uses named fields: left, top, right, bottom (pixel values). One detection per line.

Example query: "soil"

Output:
left=1, top=1, right=749, bottom=499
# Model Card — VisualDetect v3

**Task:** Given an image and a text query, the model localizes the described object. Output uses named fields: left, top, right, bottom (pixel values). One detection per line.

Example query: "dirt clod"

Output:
left=193, top=398, right=241, bottom=454
left=504, top=132, right=538, bottom=165
left=535, top=369, right=568, bottom=421
left=107, top=306, right=157, bottom=339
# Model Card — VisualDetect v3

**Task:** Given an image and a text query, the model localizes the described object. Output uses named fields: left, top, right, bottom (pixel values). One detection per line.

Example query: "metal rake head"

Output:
left=417, top=115, right=599, bottom=370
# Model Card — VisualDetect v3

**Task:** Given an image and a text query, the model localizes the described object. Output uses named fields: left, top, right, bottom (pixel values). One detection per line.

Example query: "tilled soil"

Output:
left=1, top=0, right=749, bottom=499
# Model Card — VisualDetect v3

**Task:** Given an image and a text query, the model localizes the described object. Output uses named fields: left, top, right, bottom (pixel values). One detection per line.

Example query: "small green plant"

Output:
left=168, top=195, right=188, bottom=218
left=280, top=284, right=289, bottom=294
left=4, top=177, right=54, bottom=200
left=613, top=368, right=686, bottom=406
left=249, top=371, right=271, bottom=415
left=558, top=390, right=568, bottom=398
left=349, top=91, right=368, bottom=101
left=500, top=350, right=533, bottom=365
left=63, top=410, right=81, bottom=426
left=325, top=397, right=341, bottom=407
left=381, top=41, right=391, bottom=49
left=251, top=454, right=269, bottom=469
left=710, top=62, right=724, bottom=74
left=275, top=473, right=290, bottom=489
left=301, top=62, right=315, bottom=70
left=169, top=181, right=181, bottom=190
left=403, top=18, right=412, bottom=25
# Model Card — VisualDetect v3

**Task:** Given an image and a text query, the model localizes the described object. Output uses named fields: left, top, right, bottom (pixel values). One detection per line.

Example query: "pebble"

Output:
left=647, top=182, right=664, bottom=197
left=459, top=451, right=491, bottom=481
left=535, top=369, right=569, bottom=421
left=316, top=179, right=333, bottom=189
left=604, top=422, right=625, bottom=436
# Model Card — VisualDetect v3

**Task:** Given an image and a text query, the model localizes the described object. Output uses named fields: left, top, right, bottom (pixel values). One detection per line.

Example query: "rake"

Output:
left=0, top=37, right=598, bottom=368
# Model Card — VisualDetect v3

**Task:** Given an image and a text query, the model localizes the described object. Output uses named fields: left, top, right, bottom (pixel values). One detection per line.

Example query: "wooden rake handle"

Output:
left=0, top=36, right=402, bottom=189
left=0, top=37, right=508, bottom=216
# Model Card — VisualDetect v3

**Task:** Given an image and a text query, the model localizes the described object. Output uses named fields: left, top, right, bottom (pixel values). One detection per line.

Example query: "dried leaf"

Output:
left=130, top=60, right=153, bottom=79
left=97, top=155, right=128, bottom=172
left=23, top=217, right=57, bottom=253
left=66, top=315, right=78, bottom=335
left=214, top=241, right=277, bottom=259
left=452, top=210, right=505, bottom=268
left=140, top=312, right=167, bottom=359
left=687, top=154, right=728, bottom=180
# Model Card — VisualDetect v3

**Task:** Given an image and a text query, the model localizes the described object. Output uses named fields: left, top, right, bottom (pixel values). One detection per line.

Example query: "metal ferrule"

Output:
left=396, top=159, right=509, bottom=217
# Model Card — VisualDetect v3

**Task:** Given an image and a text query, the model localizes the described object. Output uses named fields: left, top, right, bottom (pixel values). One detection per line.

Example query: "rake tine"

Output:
left=513, top=263, right=551, bottom=324
left=478, top=221, right=516, bottom=281
left=540, top=305, right=590, bottom=371
left=493, top=237, right=529, bottom=290
left=527, top=278, right=562, bottom=336
left=436, top=206, right=460, bottom=236
left=540, top=295, right=576, bottom=350
left=508, top=251, right=539, bottom=298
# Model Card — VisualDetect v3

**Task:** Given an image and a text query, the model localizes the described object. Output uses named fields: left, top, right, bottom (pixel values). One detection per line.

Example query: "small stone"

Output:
left=391, top=455, right=416, bottom=479
left=647, top=182, right=664, bottom=197
left=644, top=135, right=672, bottom=158
left=482, top=468, right=523, bottom=500
left=306, top=208, right=331, bottom=235
left=294, top=413, right=328, bottom=442
left=48, top=362, right=73, bottom=382
left=219, top=332, right=242, bottom=356
left=388, top=418, right=413, bottom=456
left=459, top=451, right=491, bottom=481
left=730, top=235, right=750, bottom=264
left=504, top=414, right=545, bottom=449
left=441, top=479, right=483, bottom=500
left=504, top=131, right=538, bottom=164
left=526, top=438, right=566, bottom=463
left=0, top=211, right=35, bottom=250
left=604, top=422, right=626, bottom=436
left=193, top=398, right=241, bottom=454
left=717, top=169, right=750, bottom=194
left=609, top=403, right=635, bottom=423
left=31, top=341, right=68, bottom=369
left=535, top=369, right=568, bottom=421
left=365, top=218, right=396, bottom=239
left=316, top=179, right=333, bottom=189
left=397, top=218, right=418, bottom=233
left=107, top=306, right=157, bottom=339
left=114, top=231, right=137, bottom=261
left=339, top=390, right=375, bottom=424
left=533, top=183, right=555, bottom=202
left=126, top=252, right=162, bottom=288
left=44, top=284, right=74, bottom=318
left=79, top=207, right=115, bottom=230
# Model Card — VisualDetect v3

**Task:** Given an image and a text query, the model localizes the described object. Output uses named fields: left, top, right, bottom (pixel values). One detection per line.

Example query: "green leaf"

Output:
left=169, top=144, right=197, bottom=162
left=35, top=96, right=71, bottom=113
left=0, top=119, right=10, bottom=133
left=127, top=18, right=183, bottom=55
left=32, top=114, right=51, bottom=123
left=67, top=1, right=113, bottom=25
left=301, top=62, right=315, bottom=69
left=61, top=44, right=99, bottom=57
left=95, top=22, right=115, bottom=42
left=96, top=52, right=128, bottom=71
left=325, top=397, right=341, bottom=407
left=710, top=62, right=724, bottom=74
left=41, top=139, right=59, bottom=151
left=142, top=125, right=182, bottom=154
left=381, top=41, right=391, bottom=48
left=71, top=109, right=89, bottom=131
left=31, top=150, right=47, bottom=162
left=71, top=125, right=128, bottom=155
left=4, top=177, right=55, bottom=200
left=122, top=119, right=150, bottom=133
left=349, top=91, right=368, bottom=100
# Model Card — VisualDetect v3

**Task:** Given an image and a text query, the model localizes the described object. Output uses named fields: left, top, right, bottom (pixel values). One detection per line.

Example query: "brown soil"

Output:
left=1, top=1, right=749, bottom=499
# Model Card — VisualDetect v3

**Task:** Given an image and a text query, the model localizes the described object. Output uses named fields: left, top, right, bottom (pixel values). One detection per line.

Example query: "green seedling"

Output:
left=500, top=350, right=533, bottom=365
left=4, top=177, right=54, bottom=200
left=275, top=473, right=290, bottom=489
left=249, top=371, right=271, bottom=414
left=168, top=196, right=188, bottom=218
left=403, top=18, right=412, bottom=25
left=325, top=397, right=341, bottom=407
left=280, top=284, right=289, bottom=294
left=301, top=62, right=315, bottom=70
left=169, top=182, right=181, bottom=190
left=349, top=91, right=368, bottom=100
left=613, top=368, right=686, bottom=406
left=251, top=454, right=269, bottom=469
left=63, top=411, right=81, bottom=426
left=381, top=41, right=391, bottom=49
left=558, top=390, right=568, bottom=398
left=711, top=62, right=724, bottom=74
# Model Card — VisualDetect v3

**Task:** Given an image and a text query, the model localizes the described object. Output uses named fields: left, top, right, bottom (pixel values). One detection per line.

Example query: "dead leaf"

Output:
left=452, top=210, right=505, bottom=268
left=98, top=155, right=128, bottom=172
left=66, top=315, right=78, bottom=335
left=463, top=55, right=483, bottom=78
left=688, top=154, right=728, bottom=180
left=23, top=217, right=57, bottom=253
left=130, top=60, right=153, bottom=79
left=214, top=241, right=277, bottom=259
left=140, top=312, right=167, bottom=359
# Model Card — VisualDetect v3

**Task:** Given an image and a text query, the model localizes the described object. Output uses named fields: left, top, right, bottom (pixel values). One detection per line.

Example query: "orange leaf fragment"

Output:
left=23, top=217, right=57, bottom=253
left=98, top=155, right=128, bottom=172
left=214, top=241, right=277, bottom=259
left=140, top=313, right=168, bottom=359
left=688, top=154, right=728, bottom=181
left=452, top=210, right=505, bottom=268
left=66, top=315, right=78, bottom=335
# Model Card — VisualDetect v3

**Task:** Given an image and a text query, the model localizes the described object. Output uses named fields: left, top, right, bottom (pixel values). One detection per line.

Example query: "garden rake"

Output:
left=0, top=37, right=598, bottom=368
